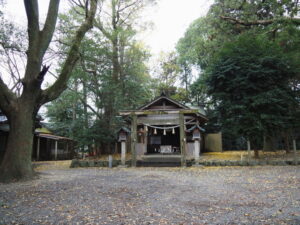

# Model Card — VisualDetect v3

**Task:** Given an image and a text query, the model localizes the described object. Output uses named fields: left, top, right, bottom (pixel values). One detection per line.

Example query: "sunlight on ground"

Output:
left=32, top=150, right=299, bottom=172
left=202, top=150, right=299, bottom=161
left=33, top=160, right=72, bottom=171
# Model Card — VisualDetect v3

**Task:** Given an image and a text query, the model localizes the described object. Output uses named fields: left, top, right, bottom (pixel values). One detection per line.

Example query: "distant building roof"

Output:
left=35, top=127, right=52, bottom=134
left=138, top=94, right=189, bottom=110
left=36, top=133, right=73, bottom=141
left=185, top=103, right=206, bottom=116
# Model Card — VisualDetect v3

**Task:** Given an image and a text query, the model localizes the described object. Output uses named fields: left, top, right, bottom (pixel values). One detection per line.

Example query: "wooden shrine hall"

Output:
left=119, top=93, right=208, bottom=167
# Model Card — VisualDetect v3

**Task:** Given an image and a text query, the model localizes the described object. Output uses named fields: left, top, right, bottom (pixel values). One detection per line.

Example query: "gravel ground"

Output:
left=0, top=166, right=299, bottom=225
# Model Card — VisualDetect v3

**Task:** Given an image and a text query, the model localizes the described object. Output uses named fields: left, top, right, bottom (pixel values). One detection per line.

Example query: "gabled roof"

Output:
left=117, top=127, right=131, bottom=134
left=139, top=93, right=189, bottom=110
left=186, top=124, right=205, bottom=132
left=119, top=94, right=208, bottom=122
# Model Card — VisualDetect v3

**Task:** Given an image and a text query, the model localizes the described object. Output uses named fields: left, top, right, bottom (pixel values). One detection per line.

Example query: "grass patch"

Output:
left=33, top=160, right=72, bottom=171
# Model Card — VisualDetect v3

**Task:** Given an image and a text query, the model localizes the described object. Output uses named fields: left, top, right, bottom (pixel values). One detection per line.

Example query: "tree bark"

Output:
left=284, top=131, right=291, bottom=153
left=0, top=104, right=36, bottom=182
left=0, top=0, right=98, bottom=182
left=254, top=149, right=259, bottom=159
left=263, top=135, right=276, bottom=151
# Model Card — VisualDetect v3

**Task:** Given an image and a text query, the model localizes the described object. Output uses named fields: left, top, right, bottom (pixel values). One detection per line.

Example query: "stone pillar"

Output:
left=108, top=155, right=113, bottom=168
left=247, top=140, right=251, bottom=160
left=37, top=137, right=40, bottom=161
left=131, top=114, right=137, bottom=167
left=121, top=141, right=126, bottom=166
left=55, top=140, right=58, bottom=160
left=293, top=139, right=297, bottom=164
left=179, top=113, right=186, bottom=167
left=194, top=139, right=200, bottom=165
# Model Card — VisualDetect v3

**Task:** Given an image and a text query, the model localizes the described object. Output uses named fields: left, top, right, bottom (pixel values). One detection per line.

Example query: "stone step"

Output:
left=141, top=156, right=181, bottom=163
left=137, top=161, right=181, bottom=167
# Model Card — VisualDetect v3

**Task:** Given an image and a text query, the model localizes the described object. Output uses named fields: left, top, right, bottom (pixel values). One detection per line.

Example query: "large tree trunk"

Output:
left=254, top=149, right=259, bottom=158
left=0, top=105, right=36, bottom=182
left=263, top=135, right=276, bottom=151
left=0, top=0, right=97, bottom=182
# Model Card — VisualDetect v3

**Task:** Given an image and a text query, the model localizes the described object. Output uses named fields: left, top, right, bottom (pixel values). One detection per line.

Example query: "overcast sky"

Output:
left=4, top=0, right=213, bottom=56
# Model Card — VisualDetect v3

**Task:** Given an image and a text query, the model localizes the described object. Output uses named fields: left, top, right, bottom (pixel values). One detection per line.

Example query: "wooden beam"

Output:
left=137, top=118, right=180, bottom=125
left=131, top=114, right=137, bottom=167
left=179, top=112, right=186, bottom=167
left=119, top=109, right=199, bottom=116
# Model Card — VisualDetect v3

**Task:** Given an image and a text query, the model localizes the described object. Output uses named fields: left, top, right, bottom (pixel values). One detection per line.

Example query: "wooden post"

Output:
left=55, top=140, right=58, bottom=160
left=293, top=139, right=297, bottom=164
left=179, top=113, right=186, bottom=167
left=121, top=141, right=126, bottom=166
left=66, top=142, right=69, bottom=159
left=37, top=137, right=40, bottom=161
left=144, top=125, right=148, bottom=154
left=131, top=114, right=137, bottom=167
left=194, top=139, right=200, bottom=165
left=247, top=140, right=251, bottom=160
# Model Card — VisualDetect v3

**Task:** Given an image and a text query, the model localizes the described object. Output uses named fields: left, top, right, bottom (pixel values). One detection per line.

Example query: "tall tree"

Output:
left=0, top=0, right=97, bottom=182
left=206, top=35, right=298, bottom=156
left=152, top=52, right=181, bottom=97
left=92, top=0, right=154, bottom=149
left=177, top=0, right=300, bottom=150
left=46, top=3, right=153, bottom=155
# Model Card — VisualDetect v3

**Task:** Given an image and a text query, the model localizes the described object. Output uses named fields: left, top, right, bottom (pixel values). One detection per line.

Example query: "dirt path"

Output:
left=0, top=166, right=299, bottom=224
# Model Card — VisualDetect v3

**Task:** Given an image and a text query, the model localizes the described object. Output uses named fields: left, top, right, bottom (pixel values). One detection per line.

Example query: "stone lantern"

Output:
left=187, top=124, right=205, bottom=166
left=118, top=127, right=130, bottom=167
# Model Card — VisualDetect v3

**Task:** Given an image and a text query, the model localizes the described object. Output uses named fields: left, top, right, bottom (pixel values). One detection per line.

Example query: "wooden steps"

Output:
left=137, top=154, right=182, bottom=167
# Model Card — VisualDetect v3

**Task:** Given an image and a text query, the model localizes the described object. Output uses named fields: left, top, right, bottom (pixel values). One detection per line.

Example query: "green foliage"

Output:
left=176, top=0, right=300, bottom=149
left=46, top=3, right=153, bottom=153
left=205, top=34, right=298, bottom=148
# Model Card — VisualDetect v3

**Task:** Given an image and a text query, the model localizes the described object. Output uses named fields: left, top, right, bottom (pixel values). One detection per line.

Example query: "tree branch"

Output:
left=41, top=0, right=98, bottom=104
left=23, top=0, right=40, bottom=48
left=220, top=16, right=300, bottom=26
left=0, top=76, right=17, bottom=113
left=40, top=0, right=60, bottom=56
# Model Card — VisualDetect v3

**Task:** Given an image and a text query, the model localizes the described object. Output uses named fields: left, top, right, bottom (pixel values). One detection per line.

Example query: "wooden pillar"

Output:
left=121, top=141, right=126, bottom=166
left=194, top=139, right=200, bottom=165
left=179, top=113, right=186, bottom=167
left=66, top=142, right=69, bottom=159
left=37, top=137, right=40, bottom=161
left=144, top=125, right=148, bottom=154
left=55, top=140, right=58, bottom=160
left=131, top=114, right=137, bottom=167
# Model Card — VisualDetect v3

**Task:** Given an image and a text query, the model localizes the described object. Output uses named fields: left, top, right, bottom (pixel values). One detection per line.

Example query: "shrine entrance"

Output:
left=146, top=127, right=180, bottom=154
left=119, top=93, right=208, bottom=167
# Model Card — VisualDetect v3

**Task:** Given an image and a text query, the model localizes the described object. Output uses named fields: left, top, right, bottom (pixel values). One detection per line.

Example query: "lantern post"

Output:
left=192, top=129, right=201, bottom=166
left=118, top=128, right=130, bottom=167
left=187, top=124, right=205, bottom=167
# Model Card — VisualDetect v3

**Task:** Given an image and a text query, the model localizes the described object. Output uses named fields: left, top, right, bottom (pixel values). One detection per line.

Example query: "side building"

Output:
left=0, top=112, right=74, bottom=162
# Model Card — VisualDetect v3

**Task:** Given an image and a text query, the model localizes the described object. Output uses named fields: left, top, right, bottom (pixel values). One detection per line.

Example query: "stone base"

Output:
left=118, top=164, right=128, bottom=168
left=192, top=164, right=204, bottom=168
